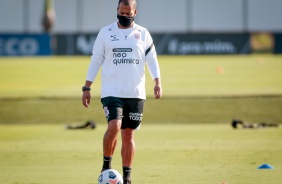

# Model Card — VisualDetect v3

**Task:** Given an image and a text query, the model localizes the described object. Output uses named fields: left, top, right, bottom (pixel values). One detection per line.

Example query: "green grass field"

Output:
left=1, top=55, right=282, bottom=98
left=0, top=55, right=282, bottom=183
left=0, top=124, right=281, bottom=184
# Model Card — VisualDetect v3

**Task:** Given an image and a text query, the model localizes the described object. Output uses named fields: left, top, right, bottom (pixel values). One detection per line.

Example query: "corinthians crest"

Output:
left=134, top=32, right=140, bottom=40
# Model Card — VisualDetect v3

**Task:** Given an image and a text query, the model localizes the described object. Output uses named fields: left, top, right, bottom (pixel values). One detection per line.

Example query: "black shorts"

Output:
left=101, top=97, right=145, bottom=130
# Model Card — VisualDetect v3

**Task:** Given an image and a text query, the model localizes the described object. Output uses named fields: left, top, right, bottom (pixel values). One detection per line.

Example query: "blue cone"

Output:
left=257, top=164, right=274, bottom=169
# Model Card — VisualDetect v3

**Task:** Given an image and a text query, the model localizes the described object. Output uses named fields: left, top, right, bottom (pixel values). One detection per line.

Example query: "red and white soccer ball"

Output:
left=98, top=169, right=123, bottom=184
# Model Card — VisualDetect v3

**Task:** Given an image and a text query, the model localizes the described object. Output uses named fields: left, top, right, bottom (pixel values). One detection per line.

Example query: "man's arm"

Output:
left=82, top=28, right=105, bottom=108
left=144, top=31, right=162, bottom=99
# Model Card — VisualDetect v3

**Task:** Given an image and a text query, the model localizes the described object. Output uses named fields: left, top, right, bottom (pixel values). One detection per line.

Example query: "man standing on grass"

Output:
left=81, top=0, right=162, bottom=183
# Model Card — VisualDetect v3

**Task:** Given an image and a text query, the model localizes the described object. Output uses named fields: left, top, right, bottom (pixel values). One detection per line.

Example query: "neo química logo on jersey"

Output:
left=112, top=48, right=139, bottom=65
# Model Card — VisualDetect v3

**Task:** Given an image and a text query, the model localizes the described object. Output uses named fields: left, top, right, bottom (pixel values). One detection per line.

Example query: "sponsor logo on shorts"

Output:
left=129, top=112, right=143, bottom=121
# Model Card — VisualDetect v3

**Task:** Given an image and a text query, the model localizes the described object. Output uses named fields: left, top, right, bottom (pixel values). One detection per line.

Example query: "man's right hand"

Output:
left=82, top=91, right=91, bottom=108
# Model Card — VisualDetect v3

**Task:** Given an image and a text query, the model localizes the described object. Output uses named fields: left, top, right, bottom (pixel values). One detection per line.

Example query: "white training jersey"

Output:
left=86, top=21, right=160, bottom=99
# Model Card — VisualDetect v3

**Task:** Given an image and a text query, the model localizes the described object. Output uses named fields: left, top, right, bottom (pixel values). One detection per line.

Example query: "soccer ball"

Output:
left=98, top=169, right=123, bottom=184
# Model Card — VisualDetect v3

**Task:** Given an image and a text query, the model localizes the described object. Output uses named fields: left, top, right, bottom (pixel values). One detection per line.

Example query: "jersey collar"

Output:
left=112, top=21, right=138, bottom=32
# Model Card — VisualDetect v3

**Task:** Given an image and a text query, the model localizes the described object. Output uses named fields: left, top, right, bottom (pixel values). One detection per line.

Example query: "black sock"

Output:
left=102, top=156, right=112, bottom=170
left=122, top=166, right=132, bottom=179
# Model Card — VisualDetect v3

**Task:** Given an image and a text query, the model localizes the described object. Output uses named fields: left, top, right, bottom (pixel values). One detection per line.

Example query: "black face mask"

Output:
left=117, top=14, right=134, bottom=27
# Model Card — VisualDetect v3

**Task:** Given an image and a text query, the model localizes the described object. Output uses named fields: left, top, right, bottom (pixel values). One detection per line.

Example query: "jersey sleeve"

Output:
left=86, top=29, right=105, bottom=82
left=145, top=31, right=161, bottom=80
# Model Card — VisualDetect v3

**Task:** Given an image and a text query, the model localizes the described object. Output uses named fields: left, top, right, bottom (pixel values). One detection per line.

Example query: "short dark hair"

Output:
left=118, top=0, right=137, bottom=9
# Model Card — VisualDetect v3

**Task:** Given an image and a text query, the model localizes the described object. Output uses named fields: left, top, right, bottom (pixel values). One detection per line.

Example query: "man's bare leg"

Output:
left=121, top=128, right=135, bottom=182
left=102, top=119, right=121, bottom=171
